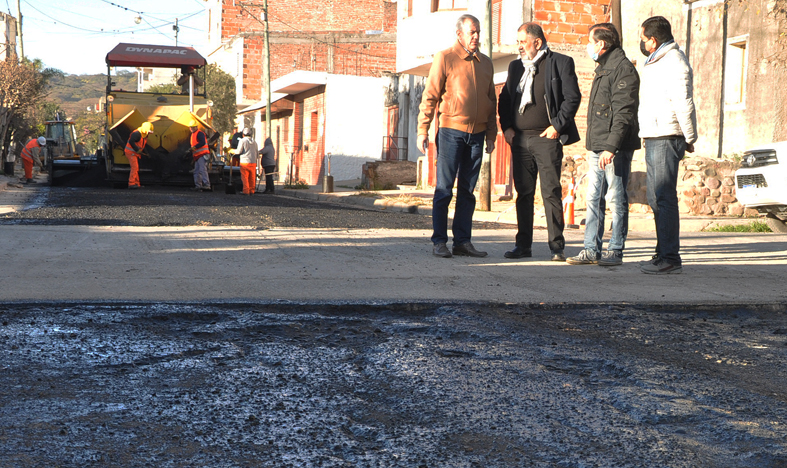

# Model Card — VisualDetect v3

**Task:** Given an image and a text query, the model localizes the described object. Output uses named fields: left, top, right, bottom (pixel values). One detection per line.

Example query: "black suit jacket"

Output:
left=498, top=49, right=582, bottom=146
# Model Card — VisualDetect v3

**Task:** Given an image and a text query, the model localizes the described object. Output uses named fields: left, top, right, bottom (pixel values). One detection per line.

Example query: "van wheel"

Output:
left=765, top=214, right=787, bottom=233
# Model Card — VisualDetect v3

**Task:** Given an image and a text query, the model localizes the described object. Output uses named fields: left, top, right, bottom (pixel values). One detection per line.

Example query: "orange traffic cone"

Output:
left=563, top=176, right=578, bottom=228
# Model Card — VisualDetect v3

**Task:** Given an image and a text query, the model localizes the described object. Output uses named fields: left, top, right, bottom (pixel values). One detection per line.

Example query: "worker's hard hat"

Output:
left=188, top=119, right=199, bottom=128
left=242, top=127, right=252, bottom=136
left=37, top=136, right=46, bottom=146
left=140, top=122, right=154, bottom=134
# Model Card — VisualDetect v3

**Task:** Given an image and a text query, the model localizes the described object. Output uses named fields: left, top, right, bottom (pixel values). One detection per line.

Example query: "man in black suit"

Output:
left=498, top=22, right=581, bottom=261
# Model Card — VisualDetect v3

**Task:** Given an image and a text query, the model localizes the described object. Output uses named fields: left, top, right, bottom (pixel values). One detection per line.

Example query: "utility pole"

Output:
left=478, top=0, right=493, bottom=211
left=16, top=0, right=23, bottom=60
left=263, top=0, right=271, bottom=139
left=173, top=18, right=179, bottom=46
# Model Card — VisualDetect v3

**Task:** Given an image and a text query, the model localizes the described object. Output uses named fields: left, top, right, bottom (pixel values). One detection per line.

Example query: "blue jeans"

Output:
left=431, top=128, right=485, bottom=246
left=583, top=150, right=633, bottom=254
left=645, top=137, right=686, bottom=265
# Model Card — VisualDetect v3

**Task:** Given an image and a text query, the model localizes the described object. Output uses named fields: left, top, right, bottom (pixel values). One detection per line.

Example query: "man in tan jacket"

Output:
left=418, top=14, right=497, bottom=259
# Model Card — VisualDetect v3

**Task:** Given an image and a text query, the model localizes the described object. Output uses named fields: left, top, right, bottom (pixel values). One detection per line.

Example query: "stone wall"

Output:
left=678, top=157, right=753, bottom=216
left=561, top=154, right=754, bottom=218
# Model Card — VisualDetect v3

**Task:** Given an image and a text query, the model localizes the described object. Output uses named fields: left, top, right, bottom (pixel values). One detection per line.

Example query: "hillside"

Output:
left=45, top=72, right=136, bottom=118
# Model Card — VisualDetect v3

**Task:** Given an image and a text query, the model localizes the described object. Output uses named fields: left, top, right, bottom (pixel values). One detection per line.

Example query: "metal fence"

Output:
left=382, top=136, right=408, bottom=161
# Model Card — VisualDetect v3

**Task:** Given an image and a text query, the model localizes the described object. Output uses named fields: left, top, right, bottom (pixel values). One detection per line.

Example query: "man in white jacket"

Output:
left=638, top=16, right=697, bottom=275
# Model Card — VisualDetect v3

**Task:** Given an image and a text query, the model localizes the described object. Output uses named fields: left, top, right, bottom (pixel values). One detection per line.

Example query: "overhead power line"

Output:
left=22, top=0, right=203, bottom=42
left=98, top=0, right=142, bottom=15
left=22, top=0, right=110, bottom=33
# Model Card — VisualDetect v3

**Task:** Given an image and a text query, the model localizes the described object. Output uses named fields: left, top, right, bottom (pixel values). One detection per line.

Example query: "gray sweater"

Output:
left=260, top=138, right=275, bottom=167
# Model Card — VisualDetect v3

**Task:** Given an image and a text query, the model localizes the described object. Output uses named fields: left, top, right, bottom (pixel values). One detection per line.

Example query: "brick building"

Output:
left=206, top=0, right=398, bottom=184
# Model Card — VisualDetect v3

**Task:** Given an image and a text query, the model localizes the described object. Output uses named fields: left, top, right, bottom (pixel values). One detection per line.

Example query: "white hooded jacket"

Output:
left=638, top=41, right=697, bottom=144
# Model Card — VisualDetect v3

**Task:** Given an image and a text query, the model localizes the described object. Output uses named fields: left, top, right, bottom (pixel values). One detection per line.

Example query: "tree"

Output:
left=73, top=111, right=105, bottom=154
left=0, top=59, right=63, bottom=165
left=204, top=63, right=237, bottom=137
left=0, top=62, right=43, bottom=163
left=146, top=83, right=179, bottom=94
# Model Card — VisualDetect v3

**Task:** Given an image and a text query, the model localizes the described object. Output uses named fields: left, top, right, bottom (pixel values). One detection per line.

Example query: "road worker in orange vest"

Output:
left=125, top=122, right=154, bottom=189
left=189, top=119, right=211, bottom=191
left=19, top=136, right=46, bottom=184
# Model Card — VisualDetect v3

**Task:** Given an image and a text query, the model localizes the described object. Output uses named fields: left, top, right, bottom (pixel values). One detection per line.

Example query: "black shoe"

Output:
left=504, top=245, right=532, bottom=259
left=551, top=250, right=566, bottom=262
left=452, top=242, right=488, bottom=258
left=433, top=243, right=452, bottom=258
left=641, top=259, right=683, bottom=275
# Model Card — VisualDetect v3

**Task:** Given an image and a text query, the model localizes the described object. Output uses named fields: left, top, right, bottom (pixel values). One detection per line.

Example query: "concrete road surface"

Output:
left=1, top=173, right=785, bottom=305
left=1, top=223, right=785, bottom=304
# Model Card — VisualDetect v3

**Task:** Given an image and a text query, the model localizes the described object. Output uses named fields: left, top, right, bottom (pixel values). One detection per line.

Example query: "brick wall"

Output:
left=535, top=0, right=611, bottom=46
left=222, top=0, right=396, bottom=35
left=220, top=0, right=397, bottom=102
left=268, top=41, right=397, bottom=81
left=543, top=0, right=613, bottom=158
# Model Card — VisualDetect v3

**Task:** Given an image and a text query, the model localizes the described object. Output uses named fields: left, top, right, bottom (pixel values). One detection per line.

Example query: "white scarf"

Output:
left=517, top=47, right=548, bottom=114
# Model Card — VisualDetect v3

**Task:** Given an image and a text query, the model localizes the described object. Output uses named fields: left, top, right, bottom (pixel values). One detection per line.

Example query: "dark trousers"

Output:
left=511, top=133, right=565, bottom=252
left=263, top=165, right=275, bottom=193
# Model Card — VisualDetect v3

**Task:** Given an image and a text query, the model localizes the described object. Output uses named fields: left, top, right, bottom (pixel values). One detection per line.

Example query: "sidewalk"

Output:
left=277, top=178, right=757, bottom=233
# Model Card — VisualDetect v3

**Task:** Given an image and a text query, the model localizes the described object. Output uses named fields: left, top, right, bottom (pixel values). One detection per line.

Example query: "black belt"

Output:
left=644, top=135, right=685, bottom=141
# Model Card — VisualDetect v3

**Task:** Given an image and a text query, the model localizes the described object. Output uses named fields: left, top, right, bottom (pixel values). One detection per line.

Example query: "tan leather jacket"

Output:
left=418, top=41, right=497, bottom=143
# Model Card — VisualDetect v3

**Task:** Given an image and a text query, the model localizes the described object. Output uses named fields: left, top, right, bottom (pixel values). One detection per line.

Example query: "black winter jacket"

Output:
left=586, top=46, right=641, bottom=153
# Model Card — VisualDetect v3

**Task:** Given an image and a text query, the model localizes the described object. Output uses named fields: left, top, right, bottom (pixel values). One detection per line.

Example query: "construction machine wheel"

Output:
left=46, top=159, right=54, bottom=186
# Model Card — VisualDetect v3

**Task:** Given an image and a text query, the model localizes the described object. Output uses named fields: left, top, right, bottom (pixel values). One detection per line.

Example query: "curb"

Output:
left=279, top=188, right=433, bottom=216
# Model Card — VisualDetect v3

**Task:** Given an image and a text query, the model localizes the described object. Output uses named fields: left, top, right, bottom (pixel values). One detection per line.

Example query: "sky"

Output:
left=12, top=0, right=210, bottom=75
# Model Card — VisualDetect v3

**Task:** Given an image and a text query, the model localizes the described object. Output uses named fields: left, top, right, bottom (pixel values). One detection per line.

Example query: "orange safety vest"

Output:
left=191, top=130, right=210, bottom=160
left=124, top=131, right=147, bottom=157
left=20, top=139, right=41, bottom=161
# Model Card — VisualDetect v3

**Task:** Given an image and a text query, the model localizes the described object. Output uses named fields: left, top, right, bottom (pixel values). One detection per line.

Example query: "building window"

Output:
left=724, top=36, right=748, bottom=107
left=432, top=0, right=467, bottom=12
left=310, top=111, right=319, bottom=141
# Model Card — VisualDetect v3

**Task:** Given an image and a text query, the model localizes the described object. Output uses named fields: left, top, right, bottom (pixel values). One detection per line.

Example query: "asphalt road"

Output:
left=0, top=184, right=509, bottom=231
left=1, top=302, right=786, bottom=467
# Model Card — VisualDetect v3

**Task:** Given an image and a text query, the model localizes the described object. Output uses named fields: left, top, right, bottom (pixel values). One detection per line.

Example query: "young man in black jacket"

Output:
left=498, top=22, right=581, bottom=262
left=566, top=23, right=640, bottom=267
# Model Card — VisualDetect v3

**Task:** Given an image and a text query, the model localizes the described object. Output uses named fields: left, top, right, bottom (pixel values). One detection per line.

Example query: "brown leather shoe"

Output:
left=452, top=242, right=488, bottom=258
